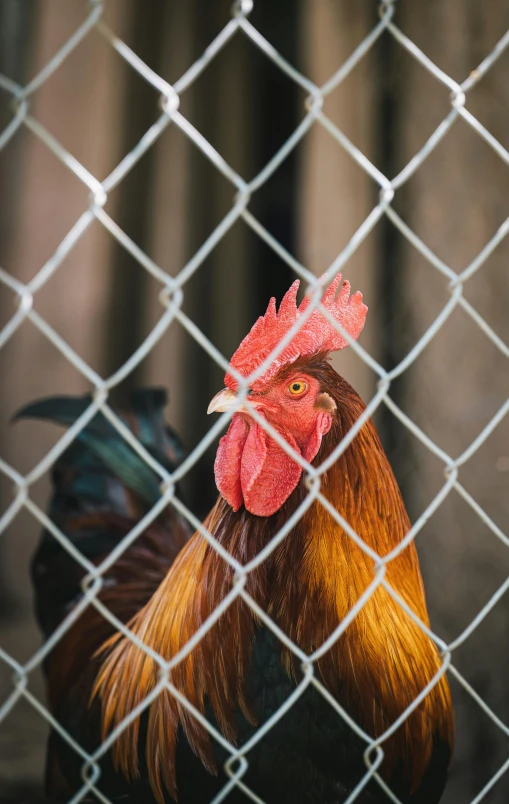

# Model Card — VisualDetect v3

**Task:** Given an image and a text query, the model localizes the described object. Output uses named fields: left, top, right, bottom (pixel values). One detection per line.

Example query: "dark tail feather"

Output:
left=14, top=395, right=95, bottom=429
left=18, top=389, right=189, bottom=637
left=14, top=390, right=183, bottom=506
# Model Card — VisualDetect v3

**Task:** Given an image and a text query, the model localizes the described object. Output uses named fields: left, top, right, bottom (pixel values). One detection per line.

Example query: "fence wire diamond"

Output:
left=1, top=1, right=509, bottom=802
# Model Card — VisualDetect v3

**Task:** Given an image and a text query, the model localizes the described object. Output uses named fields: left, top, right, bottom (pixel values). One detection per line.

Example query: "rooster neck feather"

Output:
left=95, top=361, right=453, bottom=802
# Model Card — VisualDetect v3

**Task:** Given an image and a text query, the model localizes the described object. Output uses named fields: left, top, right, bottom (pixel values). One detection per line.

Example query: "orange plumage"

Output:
left=96, top=355, right=454, bottom=803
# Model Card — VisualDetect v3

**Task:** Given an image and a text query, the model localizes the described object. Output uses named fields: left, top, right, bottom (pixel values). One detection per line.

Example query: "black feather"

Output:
left=15, top=389, right=183, bottom=506
left=17, top=388, right=189, bottom=637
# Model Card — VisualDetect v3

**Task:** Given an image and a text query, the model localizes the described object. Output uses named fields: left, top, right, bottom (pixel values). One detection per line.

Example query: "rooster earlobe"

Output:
left=303, top=411, right=333, bottom=465
left=315, top=392, right=337, bottom=414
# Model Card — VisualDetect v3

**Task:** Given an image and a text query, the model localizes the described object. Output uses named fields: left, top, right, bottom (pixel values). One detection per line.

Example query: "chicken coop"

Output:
left=1, top=0, right=509, bottom=802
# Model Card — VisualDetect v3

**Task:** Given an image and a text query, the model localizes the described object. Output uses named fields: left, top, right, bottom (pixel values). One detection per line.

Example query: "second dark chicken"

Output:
left=18, top=389, right=190, bottom=800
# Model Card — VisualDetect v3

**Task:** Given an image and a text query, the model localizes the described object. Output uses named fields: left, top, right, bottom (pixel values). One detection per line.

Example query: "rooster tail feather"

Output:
left=19, top=389, right=189, bottom=639
left=14, top=391, right=181, bottom=506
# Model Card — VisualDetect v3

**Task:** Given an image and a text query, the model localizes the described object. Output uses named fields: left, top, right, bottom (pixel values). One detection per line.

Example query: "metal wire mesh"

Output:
left=1, top=0, right=509, bottom=801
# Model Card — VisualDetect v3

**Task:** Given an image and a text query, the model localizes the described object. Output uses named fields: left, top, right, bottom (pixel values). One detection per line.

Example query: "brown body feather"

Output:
left=95, top=359, right=454, bottom=802
left=45, top=514, right=187, bottom=710
left=41, top=511, right=189, bottom=800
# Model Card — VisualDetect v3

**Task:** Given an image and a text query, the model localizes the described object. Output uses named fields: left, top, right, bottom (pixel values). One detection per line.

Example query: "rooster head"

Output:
left=208, top=273, right=368, bottom=517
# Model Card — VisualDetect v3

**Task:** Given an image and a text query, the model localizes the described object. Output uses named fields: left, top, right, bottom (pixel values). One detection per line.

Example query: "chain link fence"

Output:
left=0, top=0, right=508, bottom=801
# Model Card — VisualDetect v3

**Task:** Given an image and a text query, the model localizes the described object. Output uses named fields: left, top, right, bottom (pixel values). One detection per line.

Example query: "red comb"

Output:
left=225, top=272, right=367, bottom=390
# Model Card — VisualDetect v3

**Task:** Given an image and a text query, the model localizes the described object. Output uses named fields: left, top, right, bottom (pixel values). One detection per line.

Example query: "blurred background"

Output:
left=1, top=0, right=509, bottom=802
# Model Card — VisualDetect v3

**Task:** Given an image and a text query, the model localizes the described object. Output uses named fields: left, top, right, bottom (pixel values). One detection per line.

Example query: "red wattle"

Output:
left=214, top=411, right=332, bottom=517
left=240, top=422, right=302, bottom=517
left=214, top=414, right=249, bottom=512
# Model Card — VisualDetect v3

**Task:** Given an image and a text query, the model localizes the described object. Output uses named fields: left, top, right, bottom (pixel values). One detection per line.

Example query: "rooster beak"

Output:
left=207, top=388, right=238, bottom=415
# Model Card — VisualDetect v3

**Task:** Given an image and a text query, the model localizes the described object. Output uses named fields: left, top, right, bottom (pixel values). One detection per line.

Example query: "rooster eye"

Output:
left=288, top=381, right=307, bottom=396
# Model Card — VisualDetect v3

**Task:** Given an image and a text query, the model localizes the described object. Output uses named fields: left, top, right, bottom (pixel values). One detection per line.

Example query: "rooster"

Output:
left=18, top=389, right=190, bottom=800
left=93, top=274, right=454, bottom=803
left=27, top=275, right=453, bottom=804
